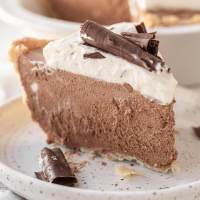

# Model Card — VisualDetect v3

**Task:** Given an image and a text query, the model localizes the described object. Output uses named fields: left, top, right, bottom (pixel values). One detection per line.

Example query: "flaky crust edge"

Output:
left=9, top=38, right=49, bottom=72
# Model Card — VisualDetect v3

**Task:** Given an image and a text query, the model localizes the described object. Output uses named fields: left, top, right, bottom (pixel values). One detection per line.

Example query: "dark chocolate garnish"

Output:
left=147, top=39, right=159, bottom=56
left=193, top=127, right=200, bottom=138
left=84, top=52, right=105, bottom=59
left=35, top=147, right=77, bottom=186
left=121, top=32, right=159, bottom=56
left=81, top=20, right=163, bottom=72
left=135, top=22, right=147, bottom=33
left=121, top=32, right=155, bottom=41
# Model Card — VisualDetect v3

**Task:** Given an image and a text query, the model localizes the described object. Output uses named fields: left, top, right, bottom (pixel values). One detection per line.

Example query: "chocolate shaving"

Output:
left=121, top=32, right=155, bottom=40
left=147, top=40, right=159, bottom=56
left=35, top=147, right=77, bottom=186
left=84, top=52, right=105, bottom=59
left=135, top=22, right=147, bottom=33
left=81, top=20, right=163, bottom=71
left=193, top=127, right=200, bottom=138
left=121, top=32, right=159, bottom=55
left=121, top=32, right=153, bottom=49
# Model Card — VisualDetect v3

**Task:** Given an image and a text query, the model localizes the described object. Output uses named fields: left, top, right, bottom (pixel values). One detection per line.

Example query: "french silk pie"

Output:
left=10, top=21, right=178, bottom=172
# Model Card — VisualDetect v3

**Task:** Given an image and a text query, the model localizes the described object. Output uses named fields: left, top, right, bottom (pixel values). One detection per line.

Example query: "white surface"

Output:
left=44, top=22, right=177, bottom=105
left=137, top=0, right=200, bottom=11
left=0, top=87, right=200, bottom=200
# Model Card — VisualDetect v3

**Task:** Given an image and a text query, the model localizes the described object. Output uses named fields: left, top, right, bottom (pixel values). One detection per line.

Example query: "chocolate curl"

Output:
left=135, top=22, right=147, bottom=33
left=147, top=40, right=159, bottom=56
left=81, top=20, right=163, bottom=71
left=35, top=148, right=77, bottom=186
left=121, top=32, right=158, bottom=55
left=121, top=32, right=159, bottom=56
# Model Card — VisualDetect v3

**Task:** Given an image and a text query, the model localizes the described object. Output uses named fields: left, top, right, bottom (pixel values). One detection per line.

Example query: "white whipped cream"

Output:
left=43, top=22, right=177, bottom=105
left=137, top=0, right=200, bottom=11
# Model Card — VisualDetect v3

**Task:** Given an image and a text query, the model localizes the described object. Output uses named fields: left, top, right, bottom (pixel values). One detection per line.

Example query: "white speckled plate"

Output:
left=0, top=87, right=200, bottom=200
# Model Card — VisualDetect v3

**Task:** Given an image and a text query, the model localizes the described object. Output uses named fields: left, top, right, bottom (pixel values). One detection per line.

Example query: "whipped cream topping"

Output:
left=43, top=22, right=177, bottom=105
left=137, top=0, right=200, bottom=11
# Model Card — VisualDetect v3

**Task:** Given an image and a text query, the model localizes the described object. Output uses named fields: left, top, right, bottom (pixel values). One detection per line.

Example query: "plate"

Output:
left=0, top=87, right=200, bottom=200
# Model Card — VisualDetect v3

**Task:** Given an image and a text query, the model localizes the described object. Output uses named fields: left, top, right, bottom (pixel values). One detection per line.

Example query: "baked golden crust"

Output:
left=9, top=38, right=49, bottom=71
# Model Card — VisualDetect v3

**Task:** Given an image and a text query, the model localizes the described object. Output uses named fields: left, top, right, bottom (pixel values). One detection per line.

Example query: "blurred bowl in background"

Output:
left=158, top=32, right=200, bottom=86
left=0, top=0, right=80, bottom=38
left=0, top=0, right=200, bottom=85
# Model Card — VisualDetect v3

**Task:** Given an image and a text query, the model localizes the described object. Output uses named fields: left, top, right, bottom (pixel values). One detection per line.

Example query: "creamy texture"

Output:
left=43, top=22, right=177, bottom=105
left=137, top=0, right=200, bottom=11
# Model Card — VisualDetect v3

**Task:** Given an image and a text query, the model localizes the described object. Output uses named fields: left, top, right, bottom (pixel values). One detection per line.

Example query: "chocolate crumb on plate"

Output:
left=35, top=147, right=77, bottom=186
left=83, top=52, right=105, bottom=59
left=101, top=161, right=107, bottom=166
left=69, top=160, right=89, bottom=173
left=193, top=127, right=200, bottom=138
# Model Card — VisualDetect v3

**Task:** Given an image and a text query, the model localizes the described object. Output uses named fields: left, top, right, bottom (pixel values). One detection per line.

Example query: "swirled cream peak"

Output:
left=43, top=22, right=177, bottom=105
left=137, top=0, right=200, bottom=11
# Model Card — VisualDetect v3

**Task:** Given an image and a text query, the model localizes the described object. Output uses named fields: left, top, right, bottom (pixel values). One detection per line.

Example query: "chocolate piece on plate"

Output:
left=193, top=127, right=200, bottom=138
left=35, top=147, right=77, bottom=186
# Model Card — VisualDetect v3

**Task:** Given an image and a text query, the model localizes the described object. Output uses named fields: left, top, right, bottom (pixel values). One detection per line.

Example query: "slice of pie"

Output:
left=10, top=21, right=177, bottom=172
